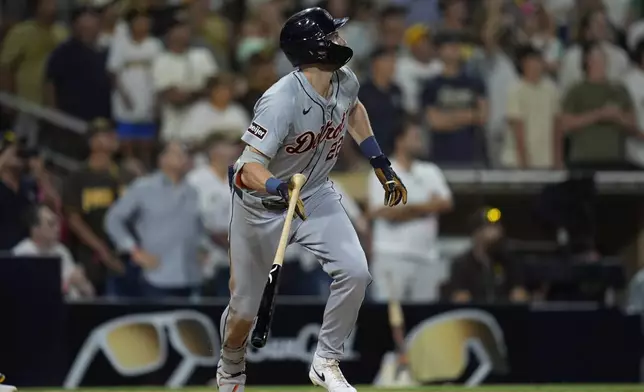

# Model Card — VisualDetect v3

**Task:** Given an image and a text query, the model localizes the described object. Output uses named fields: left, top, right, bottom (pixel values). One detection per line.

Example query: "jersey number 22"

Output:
left=326, top=136, right=344, bottom=161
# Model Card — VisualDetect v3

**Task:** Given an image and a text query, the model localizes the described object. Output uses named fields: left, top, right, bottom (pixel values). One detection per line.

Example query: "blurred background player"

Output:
left=369, top=118, right=453, bottom=303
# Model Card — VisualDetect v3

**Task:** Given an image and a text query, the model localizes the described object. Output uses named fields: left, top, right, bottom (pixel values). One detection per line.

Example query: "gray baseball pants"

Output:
left=223, top=182, right=371, bottom=359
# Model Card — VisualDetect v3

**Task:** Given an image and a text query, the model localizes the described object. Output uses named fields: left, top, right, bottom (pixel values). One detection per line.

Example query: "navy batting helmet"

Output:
left=280, top=7, right=353, bottom=70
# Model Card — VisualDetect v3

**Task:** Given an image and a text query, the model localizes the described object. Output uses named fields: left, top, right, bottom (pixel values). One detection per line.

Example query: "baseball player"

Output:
left=217, top=7, right=407, bottom=392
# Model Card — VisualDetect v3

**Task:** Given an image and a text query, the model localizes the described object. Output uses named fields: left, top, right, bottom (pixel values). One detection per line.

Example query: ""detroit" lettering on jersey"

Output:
left=238, top=66, right=360, bottom=201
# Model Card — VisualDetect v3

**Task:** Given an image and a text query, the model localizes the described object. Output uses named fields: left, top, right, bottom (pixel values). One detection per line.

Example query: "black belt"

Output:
left=233, top=185, right=288, bottom=211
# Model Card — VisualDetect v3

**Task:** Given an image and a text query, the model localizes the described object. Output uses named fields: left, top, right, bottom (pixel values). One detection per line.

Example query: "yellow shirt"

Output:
left=0, top=21, right=68, bottom=104
left=503, top=78, right=560, bottom=168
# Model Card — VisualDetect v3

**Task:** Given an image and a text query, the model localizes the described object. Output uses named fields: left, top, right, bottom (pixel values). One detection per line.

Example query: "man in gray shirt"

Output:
left=105, top=141, right=203, bottom=298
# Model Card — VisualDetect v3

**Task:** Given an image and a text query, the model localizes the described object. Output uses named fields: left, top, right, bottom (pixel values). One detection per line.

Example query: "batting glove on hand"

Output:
left=275, top=180, right=307, bottom=221
left=371, top=155, right=408, bottom=207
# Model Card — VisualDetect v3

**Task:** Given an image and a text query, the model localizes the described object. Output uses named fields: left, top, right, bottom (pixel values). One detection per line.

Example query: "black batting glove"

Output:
left=370, top=155, right=408, bottom=207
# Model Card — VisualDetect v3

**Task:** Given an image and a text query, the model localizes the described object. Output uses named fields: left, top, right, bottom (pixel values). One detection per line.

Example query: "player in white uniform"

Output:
left=369, top=120, right=453, bottom=303
left=216, top=7, right=407, bottom=392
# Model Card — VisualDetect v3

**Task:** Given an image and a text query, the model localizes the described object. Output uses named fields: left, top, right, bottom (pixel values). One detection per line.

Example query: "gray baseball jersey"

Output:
left=238, top=66, right=360, bottom=200
left=220, top=67, right=371, bottom=366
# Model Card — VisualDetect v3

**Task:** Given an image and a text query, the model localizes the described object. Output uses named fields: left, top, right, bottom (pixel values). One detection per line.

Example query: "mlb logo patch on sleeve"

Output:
left=247, top=122, right=268, bottom=140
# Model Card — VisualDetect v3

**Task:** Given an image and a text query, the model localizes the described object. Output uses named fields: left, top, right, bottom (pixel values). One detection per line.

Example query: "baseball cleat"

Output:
left=216, top=365, right=246, bottom=392
left=309, top=355, right=357, bottom=392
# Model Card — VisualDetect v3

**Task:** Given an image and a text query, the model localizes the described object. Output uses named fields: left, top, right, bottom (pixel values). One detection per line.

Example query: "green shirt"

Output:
left=0, top=21, right=67, bottom=104
left=562, top=81, right=633, bottom=164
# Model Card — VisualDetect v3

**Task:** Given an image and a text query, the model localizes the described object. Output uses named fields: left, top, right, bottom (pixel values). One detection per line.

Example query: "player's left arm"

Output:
left=348, top=100, right=407, bottom=207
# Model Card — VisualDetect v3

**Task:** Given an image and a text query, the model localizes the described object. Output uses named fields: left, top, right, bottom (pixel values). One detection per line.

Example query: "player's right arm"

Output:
left=235, top=89, right=305, bottom=219
left=235, top=87, right=291, bottom=192
left=238, top=151, right=275, bottom=193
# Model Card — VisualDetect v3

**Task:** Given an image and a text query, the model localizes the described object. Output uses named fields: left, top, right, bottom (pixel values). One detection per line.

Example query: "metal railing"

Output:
left=0, top=91, right=85, bottom=171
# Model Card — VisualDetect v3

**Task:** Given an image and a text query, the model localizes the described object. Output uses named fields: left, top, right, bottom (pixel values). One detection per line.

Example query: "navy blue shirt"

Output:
left=359, top=80, right=404, bottom=156
left=46, top=39, right=111, bottom=121
left=422, top=72, right=487, bottom=166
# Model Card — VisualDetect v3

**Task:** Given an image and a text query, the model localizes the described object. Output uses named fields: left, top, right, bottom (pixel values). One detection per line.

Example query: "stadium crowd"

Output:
left=0, top=0, right=643, bottom=305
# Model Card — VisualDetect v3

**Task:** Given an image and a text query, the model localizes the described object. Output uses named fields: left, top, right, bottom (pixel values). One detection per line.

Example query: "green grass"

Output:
left=21, top=386, right=644, bottom=392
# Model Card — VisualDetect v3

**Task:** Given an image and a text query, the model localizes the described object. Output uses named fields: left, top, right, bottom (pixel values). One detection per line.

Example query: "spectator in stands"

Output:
left=153, top=19, right=218, bottom=141
left=627, top=1, right=644, bottom=51
left=518, top=3, right=563, bottom=75
left=187, top=0, right=231, bottom=70
left=627, top=265, right=644, bottom=314
left=107, top=9, right=162, bottom=166
left=238, top=16, right=275, bottom=72
left=0, top=138, right=37, bottom=251
left=437, top=0, right=467, bottom=35
left=239, top=51, right=278, bottom=115
left=395, top=24, right=443, bottom=116
left=103, top=155, right=147, bottom=298
left=105, top=141, right=204, bottom=299
left=340, top=0, right=377, bottom=78
left=471, top=21, right=518, bottom=167
left=28, top=151, right=61, bottom=212
left=392, top=0, right=440, bottom=26
left=436, top=0, right=476, bottom=62
left=45, top=8, right=112, bottom=122
left=0, top=0, right=67, bottom=105
left=423, top=32, right=488, bottom=167
left=359, top=47, right=404, bottom=156
left=559, top=9, right=629, bottom=91
left=13, top=204, right=94, bottom=299
left=96, top=0, right=124, bottom=49
left=621, top=40, right=644, bottom=169
left=120, top=157, right=147, bottom=186
left=180, top=74, right=250, bottom=145
left=187, top=133, right=239, bottom=296
left=135, top=0, right=188, bottom=38
left=559, top=41, right=637, bottom=170
left=377, top=5, right=407, bottom=52
left=63, top=119, right=124, bottom=295
left=503, top=46, right=561, bottom=169
left=446, top=207, right=529, bottom=304
left=369, top=119, right=452, bottom=303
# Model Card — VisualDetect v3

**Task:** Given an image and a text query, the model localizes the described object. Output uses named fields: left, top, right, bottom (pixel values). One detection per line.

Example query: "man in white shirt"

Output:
left=621, top=40, right=644, bottom=168
left=369, top=120, right=453, bottom=303
left=13, top=204, right=94, bottom=299
left=395, top=24, right=443, bottom=116
left=108, top=10, right=162, bottom=164
left=558, top=9, right=629, bottom=91
left=187, top=133, right=240, bottom=289
left=152, top=20, right=218, bottom=141
left=180, top=74, right=251, bottom=145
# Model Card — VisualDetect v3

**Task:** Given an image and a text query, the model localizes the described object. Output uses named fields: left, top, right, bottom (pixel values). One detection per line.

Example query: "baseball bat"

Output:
left=251, top=173, right=307, bottom=348
left=386, top=273, right=409, bottom=378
